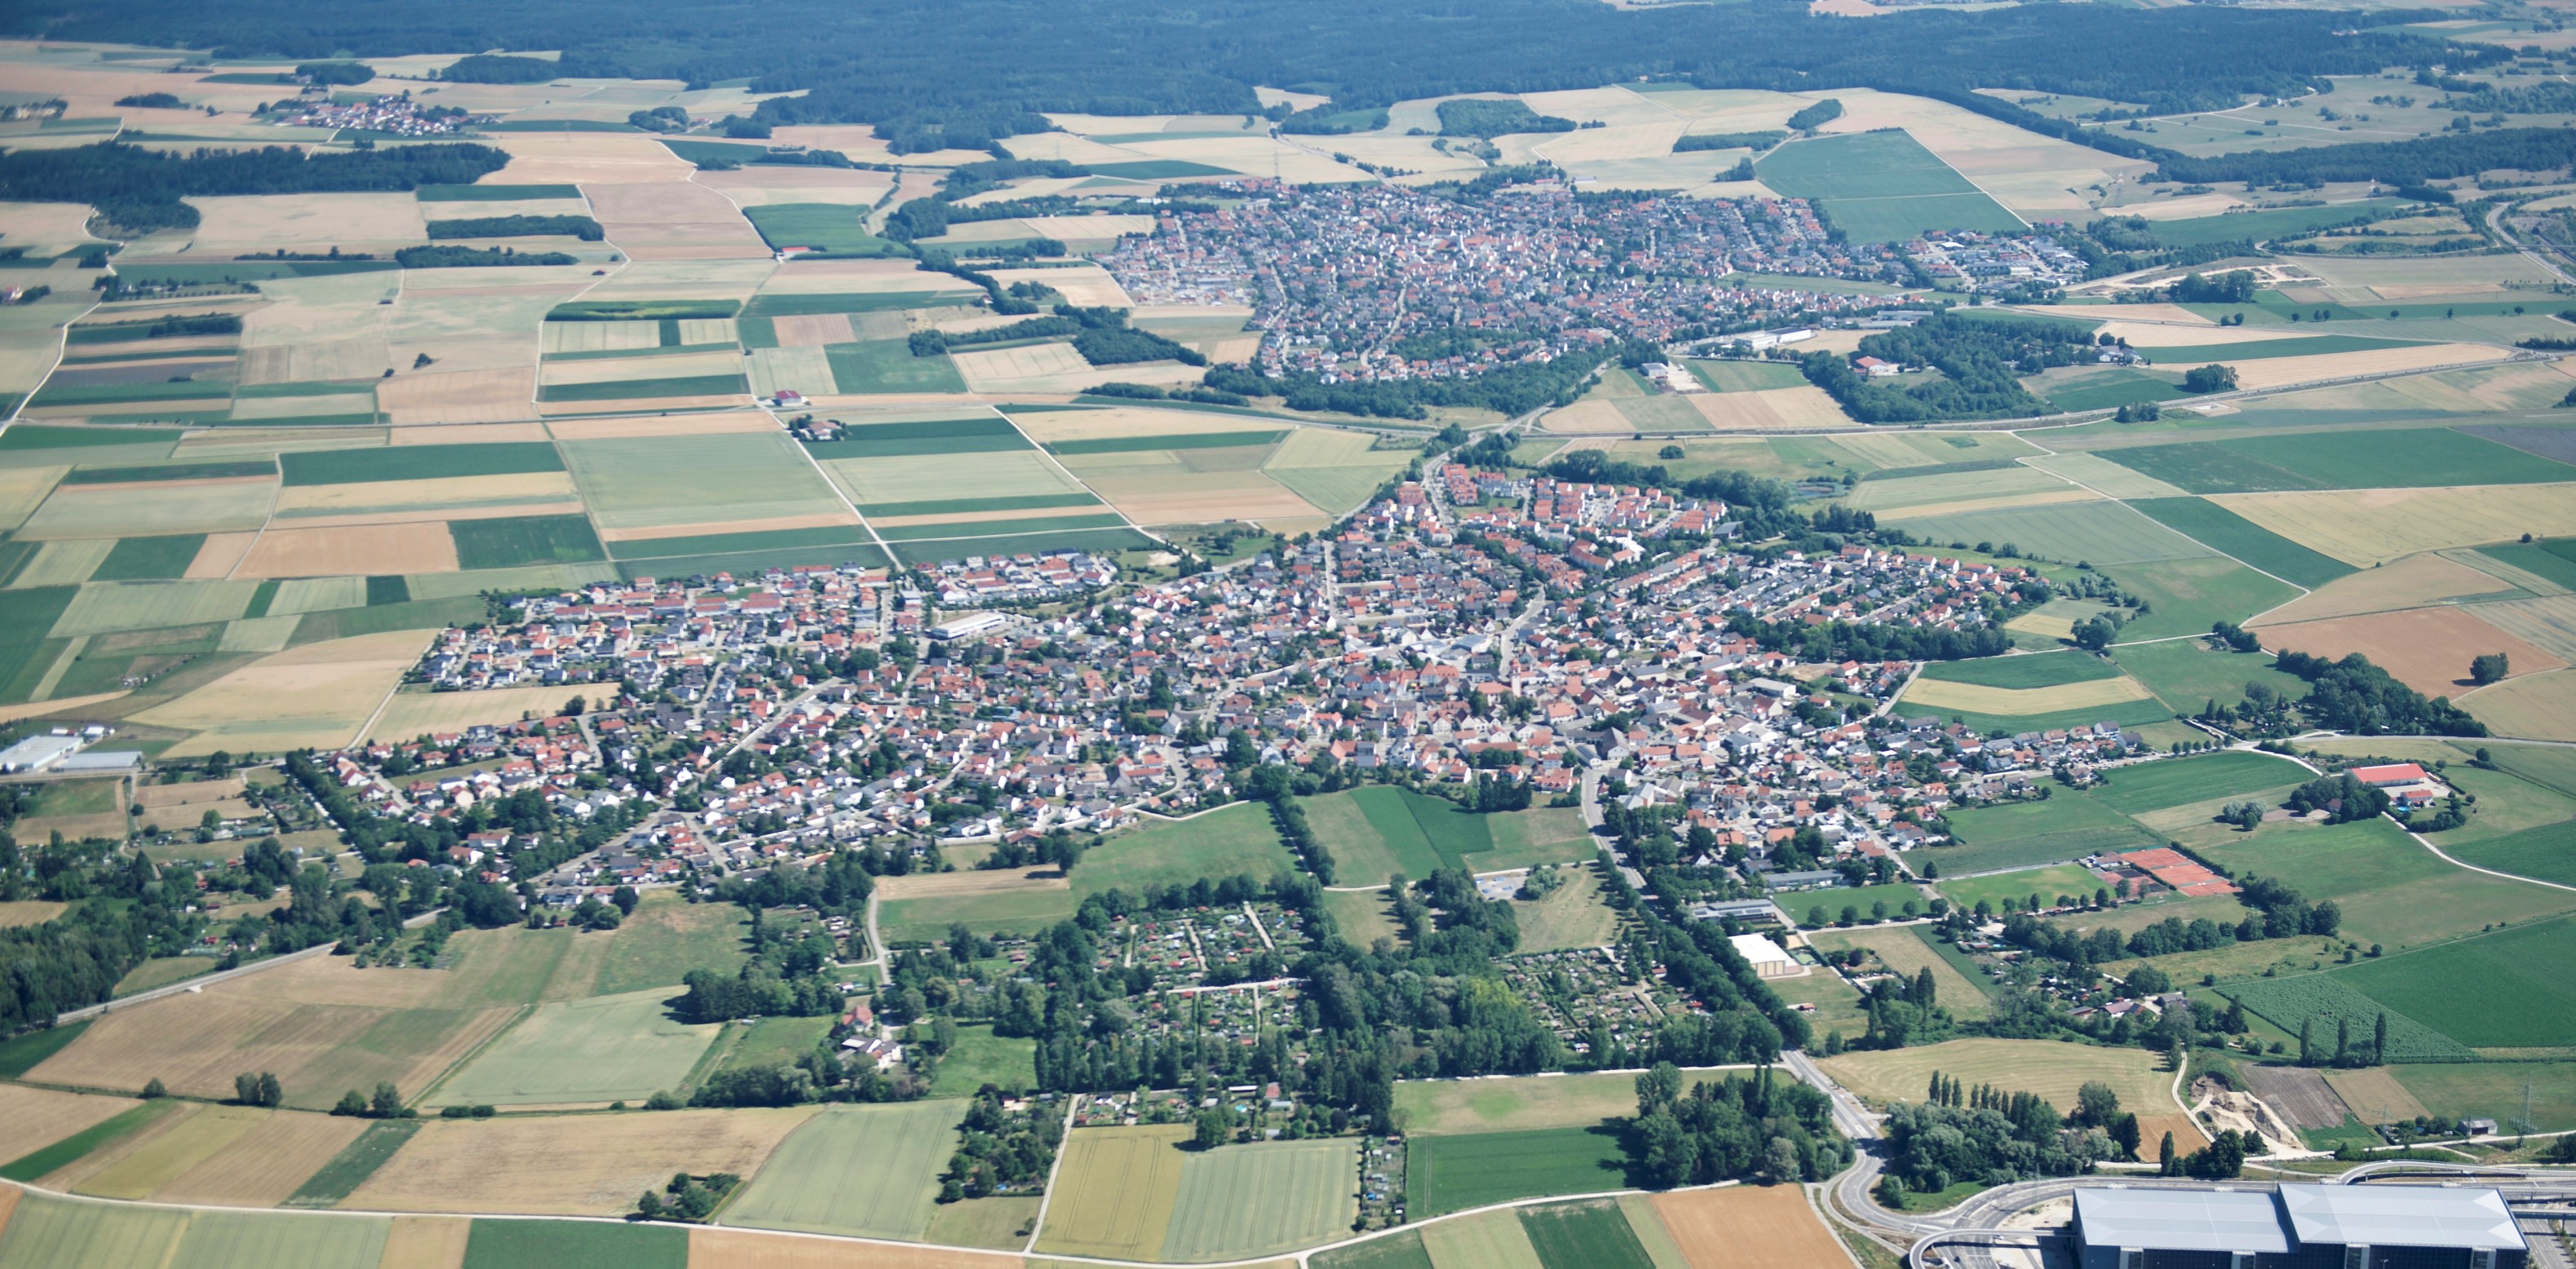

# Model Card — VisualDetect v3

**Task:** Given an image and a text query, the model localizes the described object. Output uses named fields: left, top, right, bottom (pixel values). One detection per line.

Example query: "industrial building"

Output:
left=2074, top=1183, right=2526, bottom=1269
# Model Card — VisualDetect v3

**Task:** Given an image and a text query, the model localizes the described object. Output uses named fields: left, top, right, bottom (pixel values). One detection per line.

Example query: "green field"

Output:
left=2100, top=429, right=2576, bottom=495
left=828, top=339, right=967, bottom=394
left=2447, top=821, right=2576, bottom=887
left=2101, top=555, right=2297, bottom=644
left=1889, top=499, right=2213, bottom=568
left=2091, top=749, right=2310, bottom=814
left=2111, top=640, right=2312, bottom=717
left=547, top=300, right=740, bottom=321
left=1405, top=1125, right=1631, bottom=1217
left=283, top=1119, right=419, bottom=1206
left=1755, top=130, right=2020, bottom=242
left=805, top=416, right=1031, bottom=459
left=431, top=988, right=720, bottom=1106
left=459, top=1219, right=687, bottom=1269
left=1919, top=651, right=2122, bottom=690
left=930, top=1024, right=1039, bottom=1096
left=561, top=433, right=845, bottom=533
left=887, top=526, right=1155, bottom=568
left=605, top=524, right=876, bottom=562
left=2041, top=369, right=2185, bottom=413
left=2391, top=1061, right=2576, bottom=1133
left=741, top=291, right=956, bottom=319
left=88, top=534, right=206, bottom=582
left=2332, top=916, right=2576, bottom=1050
left=719, top=1015, right=834, bottom=1074
left=1161, top=1138, right=1359, bottom=1260
left=2476, top=541, right=2576, bottom=592
left=448, top=515, right=608, bottom=570
left=741, top=203, right=899, bottom=255
left=1932, top=794, right=2158, bottom=873
left=1396, top=1068, right=1742, bottom=1136
left=63, top=461, right=269, bottom=485
left=856, top=492, right=1101, bottom=519
left=166, top=1208, right=393, bottom=1269
left=280, top=441, right=564, bottom=487
left=1895, top=695, right=2172, bottom=743
left=721, top=1100, right=967, bottom=1239
left=2195, top=816, right=2576, bottom=952
left=2144, top=200, right=2408, bottom=248
left=418, top=183, right=585, bottom=201
left=1519, top=1200, right=1656, bottom=1269
left=2127, top=497, right=2356, bottom=589
left=534, top=374, right=749, bottom=402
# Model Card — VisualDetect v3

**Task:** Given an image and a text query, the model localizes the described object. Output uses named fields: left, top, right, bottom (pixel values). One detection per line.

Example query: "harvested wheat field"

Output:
left=27, top=990, right=512, bottom=1110
left=345, top=1107, right=818, bottom=1215
left=2254, top=608, right=2563, bottom=697
left=0, top=201, right=109, bottom=254
left=149, top=1109, right=371, bottom=1207
left=364, top=685, right=591, bottom=743
left=1690, top=387, right=1854, bottom=430
left=2213, top=484, right=2576, bottom=566
left=130, top=629, right=434, bottom=756
left=0, top=1085, right=142, bottom=1160
left=377, top=368, right=542, bottom=425
left=1003, top=406, right=1260, bottom=444
left=1901, top=674, right=2155, bottom=716
left=691, top=1227, right=1018, bottom=1268
left=488, top=134, right=693, bottom=184
left=388, top=422, right=553, bottom=446
left=378, top=1216, right=475, bottom=1269
left=2467, top=668, right=2576, bottom=741
left=547, top=410, right=781, bottom=440
left=180, top=533, right=258, bottom=579
left=234, top=523, right=462, bottom=577
left=772, top=314, right=857, bottom=347
left=985, top=266, right=1132, bottom=309
left=2321, top=1066, right=2433, bottom=1124
left=587, top=183, right=768, bottom=259
left=187, top=192, right=430, bottom=252
left=2251, top=553, right=2521, bottom=625
left=1648, top=1185, right=1848, bottom=1269
left=2224, top=343, right=2507, bottom=391
left=274, top=473, right=578, bottom=518
left=874, top=869, right=1071, bottom=900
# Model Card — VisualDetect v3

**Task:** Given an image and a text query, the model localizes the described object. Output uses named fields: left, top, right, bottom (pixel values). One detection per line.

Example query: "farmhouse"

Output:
left=2071, top=1184, right=2526, bottom=1269
left=2349, top=761, right=2450, bottom=810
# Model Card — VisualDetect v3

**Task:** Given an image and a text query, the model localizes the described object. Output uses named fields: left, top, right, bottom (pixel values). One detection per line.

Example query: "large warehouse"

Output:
left=2074, top=1184, right=2527, bottom=1269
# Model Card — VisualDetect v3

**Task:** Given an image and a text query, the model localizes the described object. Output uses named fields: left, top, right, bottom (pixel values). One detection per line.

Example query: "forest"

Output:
left=0, top=142, right=508, bottom=231
left=2156, top=126, right=2576, bottom=187
left=1799, top=312, right=2096, bottom=423
left=7, top=0, right=2456, bottom=155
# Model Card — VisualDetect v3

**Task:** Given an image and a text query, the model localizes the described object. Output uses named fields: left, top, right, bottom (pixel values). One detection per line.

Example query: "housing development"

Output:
left=9, top=6, right=2576, bottom=1269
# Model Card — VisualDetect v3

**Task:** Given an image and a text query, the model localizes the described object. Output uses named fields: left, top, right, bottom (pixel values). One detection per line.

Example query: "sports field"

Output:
left=721, top=1100, right=967, bottom=1240
left=431, top=987, right=720, bottom=1106
left=1033, top=1124, right=1191, bottom=1260
left=1405, top=1125, right=1630, bottom=1217
left=1161, top=1138, right=1358, bottom=1260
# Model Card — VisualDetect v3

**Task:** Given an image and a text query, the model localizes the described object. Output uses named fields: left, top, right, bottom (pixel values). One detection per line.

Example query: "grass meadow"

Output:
left=719, top=1100, right=967, bottom=1240
left=928, top=1024, right=1039, bottom=1096
left=429, top=988, right=719, bottom=1107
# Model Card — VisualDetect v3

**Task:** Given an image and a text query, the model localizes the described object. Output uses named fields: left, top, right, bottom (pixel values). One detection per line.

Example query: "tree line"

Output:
left=0, top=141, right=508, bottom=232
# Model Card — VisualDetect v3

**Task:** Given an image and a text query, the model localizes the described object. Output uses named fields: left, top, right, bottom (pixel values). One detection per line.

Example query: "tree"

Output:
left=1763, top=1135, right=1803, bottom=1184
left=611, top=885, right=640, bottom=915
left=2074, top=1081, right=2122, bottom=1129
left=636, top=1190, right=664, bottom=1221
left=2158, top=1130, right=2178, bottom=1175
left=257, top=1072, right=282, bottom=1108
left=1193, top=1108, right=1232, bottom=1150
left=2374, top=1012, right=2389, bottom=1067
left=372, top=1081, right=404, bottom=1117
left=334, top=1089, right=369, bottom=1116
left=2182, top=364, right=2238, bottom=394
left=2471, top=652, right=2510, bottom=685
left=140, top=1077, right=165, bottom=1099
left=2072, top=617, right=2116, bottom=652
